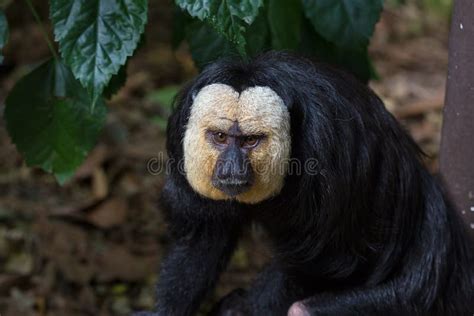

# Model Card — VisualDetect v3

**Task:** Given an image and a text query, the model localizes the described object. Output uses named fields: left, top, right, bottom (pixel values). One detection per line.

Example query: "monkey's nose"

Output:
left=213, top=175, right=251, bottom=197
left=212, top=174, right=251, bottom=197
left=212, top=147, right=253, bottom=196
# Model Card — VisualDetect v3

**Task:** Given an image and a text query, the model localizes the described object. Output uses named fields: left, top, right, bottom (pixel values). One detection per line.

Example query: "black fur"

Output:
left=141, top=52, right=474, bottom=316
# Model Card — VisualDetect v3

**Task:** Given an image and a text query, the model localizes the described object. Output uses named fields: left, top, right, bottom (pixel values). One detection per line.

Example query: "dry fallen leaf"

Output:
left=92, top=167, right=109, bottom=200
left=86, top=198, right=128, bottom=229
left=94, top=243, right=158, bottom=282
left=74, top=145, right=110, bottom=180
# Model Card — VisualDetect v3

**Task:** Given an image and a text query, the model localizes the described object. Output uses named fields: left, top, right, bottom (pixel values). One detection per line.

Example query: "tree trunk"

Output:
left=440, top=0, right=474, bottom=237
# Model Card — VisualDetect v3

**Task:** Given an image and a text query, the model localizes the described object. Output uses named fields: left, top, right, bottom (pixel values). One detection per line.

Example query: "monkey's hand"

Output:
left=287, top=302, right=310, bottom=316
left=209, top=288, right=249, bottom=316
left=287, top=286, right=416, bottom=316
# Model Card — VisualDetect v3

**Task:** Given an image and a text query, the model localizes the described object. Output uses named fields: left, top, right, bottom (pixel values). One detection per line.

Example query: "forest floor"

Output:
left=0, top=2, right=451, bottom=316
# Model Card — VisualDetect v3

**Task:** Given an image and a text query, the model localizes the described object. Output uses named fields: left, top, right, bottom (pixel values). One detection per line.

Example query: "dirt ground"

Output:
left=0, top=2, right=451, bottom=315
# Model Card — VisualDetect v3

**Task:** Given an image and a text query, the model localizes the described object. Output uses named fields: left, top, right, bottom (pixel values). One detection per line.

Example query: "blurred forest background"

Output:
left=0, top=0, right=452, bottom=315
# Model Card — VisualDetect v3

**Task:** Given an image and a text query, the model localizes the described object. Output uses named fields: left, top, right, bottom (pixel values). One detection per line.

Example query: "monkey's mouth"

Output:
left=212, top=178, right=252, bottom=197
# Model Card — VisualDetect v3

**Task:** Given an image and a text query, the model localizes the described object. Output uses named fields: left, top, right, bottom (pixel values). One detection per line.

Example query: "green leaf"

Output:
left=172, top=7, right=193, bottom=49
left=50, top=0, right=148, bottom=101
left=245, top=5, right=270, bottom=56
left=176, top=0, right=263, bottom=55
left=0, top=10, right=8, bottom=63
left=183, top=6, right=267, bottom=66
left=186, top=21, right=238, bottom=69
left=175, top=0, right=213, bottom=20
left=299, top=19, right=372, bottom=82
left=302, top=0, right=383, bottom=51
left=4, top=59, right=107, bottom=184
left=267, top=0, right=302, bottom=50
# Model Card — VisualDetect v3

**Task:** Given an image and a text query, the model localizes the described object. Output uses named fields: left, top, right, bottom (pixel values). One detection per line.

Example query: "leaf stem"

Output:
left=24, top=0, right=59, bottom=60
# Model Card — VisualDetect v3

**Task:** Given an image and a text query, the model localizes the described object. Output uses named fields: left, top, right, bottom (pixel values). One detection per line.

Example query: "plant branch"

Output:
left=24, top=0, right=59, bottom=60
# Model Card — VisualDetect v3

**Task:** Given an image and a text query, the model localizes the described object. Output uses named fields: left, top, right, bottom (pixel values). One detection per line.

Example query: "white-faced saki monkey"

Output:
left=135, top=52, right=474, bottom=316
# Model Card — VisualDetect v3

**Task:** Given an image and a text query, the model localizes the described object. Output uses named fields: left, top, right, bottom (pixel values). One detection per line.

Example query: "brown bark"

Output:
left=440, top=0, right=474, bottom=237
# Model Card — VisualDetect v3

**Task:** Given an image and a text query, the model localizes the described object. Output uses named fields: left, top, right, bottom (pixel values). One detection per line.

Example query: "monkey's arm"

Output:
left=246, top=262, right=306, bottom=315
left=154, top=178, right=242, bottom=316
left=212, top=262, right=305, bottom=316
left=288, top=284, right=415, bottom=316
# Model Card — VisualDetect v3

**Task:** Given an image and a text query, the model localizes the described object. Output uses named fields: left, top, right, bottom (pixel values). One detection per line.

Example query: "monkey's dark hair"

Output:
left=154, top=51, right=474, bottom=316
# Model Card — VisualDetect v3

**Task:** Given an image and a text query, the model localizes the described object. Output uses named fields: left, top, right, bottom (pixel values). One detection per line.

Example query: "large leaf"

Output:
left=50, top=0, right=147, bottom=101
left=267, top=0, right=302, bottom=50
left=186, top=21, right=238, bottom=69
left=299, top=19, right=372, bottom=82
left=175, top=0, right=213, bottom=20
left=4, top=59, right=107, bottom=184
left=184, top=9, right=267, bottom=68
left=0, top=10, right=8, bottom=63
left=176, top=0, right=263, bottom=55
left=302, top=0, right=383, bottom=51
left=245, top=5, right=270, bottom=56
left=172, top=7, right=193, bottom=49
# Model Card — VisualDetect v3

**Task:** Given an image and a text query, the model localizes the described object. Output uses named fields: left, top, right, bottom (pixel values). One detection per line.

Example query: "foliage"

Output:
left=267, top=0, right=302, bottom=50
left=3, top=1, right=146, bottom=183
left=302, top=0, right=383, bottom=51
left=0, top=10, right=7, bottom=63
left=4, top=59, right=107, bottom=184
left=2, top=0, right=384, bottom=183
left=50, top=0, right=147, bottom=103
left=176, top=0, right=263, bottom=55
left=176, top=0, right=383, bottom=80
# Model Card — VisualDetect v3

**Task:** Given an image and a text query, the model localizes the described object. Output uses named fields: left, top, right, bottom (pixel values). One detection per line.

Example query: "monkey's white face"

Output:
left=183, top=84, right=291, bottom=204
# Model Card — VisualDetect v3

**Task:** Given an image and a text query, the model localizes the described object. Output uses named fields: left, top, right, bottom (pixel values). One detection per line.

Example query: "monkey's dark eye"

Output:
left=213, top=132, right=228, bottom=144
left=242, top=135, right=260, bottom=148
